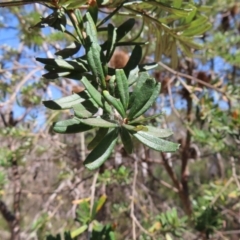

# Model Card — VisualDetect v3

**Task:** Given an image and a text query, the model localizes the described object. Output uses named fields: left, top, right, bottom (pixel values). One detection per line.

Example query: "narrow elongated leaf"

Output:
left=87, top=0, right=98, bottom=24
left=182, top=22, right=211, bottom=36
left=53, top=117, right=92, bottom=134
left=87, top=128, right=109, bottom=150
left=129, top=72, right=149, bottom=104
left=92, top=194, right=107, bottom=219
left=109, top=75, right=116, bottom=96
left=124, top=45, right=142, bottom=77
left=144, top=126, right=173, bottom=138
left=134, top=132, right=180, bottom=152
left=80, top=118, right=118, bottom=128
left=131, top=82, right=160, bottom=119
left=116, top=69, right=129, bottom=110
left=85, top=13, right=106, bottom=88
left=128, top=77, right=158, bottom=120
left=42, top=71, right=71, bottom=79
left=120, top=127, right=133, bottom=154
left=84, top=129, right=119, bottom=170
left=116, top=18, right=135, bottom=42
left=129, top=113, right=163, bottom=124
left=73, top=99, right=98, bottom=118
left=71, top=225, right=88, bottom=238
left=106, top=24, right=117, bottom=61
left=81, top=77, right=107, bottom=109
left=55, top=42, right=81, bottom=59
left=103, top=90, right=126, bottom=118
left=147, top=1, right=192, bottom=17
left=36, top=58, right=88, bottom=71
left=43, top=92, right=89, bottom=110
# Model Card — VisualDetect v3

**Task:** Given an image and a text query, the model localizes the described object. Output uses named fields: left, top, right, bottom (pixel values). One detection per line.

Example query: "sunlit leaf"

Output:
left=134, top=132, right=179, bottom=152
left=80, top=117, right=118, bottom=128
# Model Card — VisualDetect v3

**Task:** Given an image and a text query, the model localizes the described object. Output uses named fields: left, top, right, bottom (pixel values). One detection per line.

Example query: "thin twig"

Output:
left=131, top=158, right=137, bottom=240
left=158, top=61, right=228, bottom=96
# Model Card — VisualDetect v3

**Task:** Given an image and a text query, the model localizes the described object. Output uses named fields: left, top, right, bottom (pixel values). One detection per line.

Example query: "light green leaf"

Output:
left=144, top=126, right=173, bottom=138
left=84, top=128, right=119, bottom=170
left=103, top=90, right=126, bottom=118
left=134, top=132, right=179, bottom=152
left=85, top=12, right=106, bottom=88
left=80, top=118, right=118, bottom=128
left=71, top=225, right=88, bottom=238
left=116, top=69, right=129, bottom=110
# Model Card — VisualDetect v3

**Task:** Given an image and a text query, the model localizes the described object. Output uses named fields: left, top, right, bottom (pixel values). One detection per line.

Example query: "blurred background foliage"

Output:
left=0, top=0, right=240, bottom=239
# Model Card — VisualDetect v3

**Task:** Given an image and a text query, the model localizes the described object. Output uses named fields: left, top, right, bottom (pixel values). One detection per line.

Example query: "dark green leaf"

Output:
left=84, top=128, right=118, bottom=170
left=36, top=58, right=88, bottom=71
left=120, top=127, right=133, bottom=154
left=53, top=117, right=92, bottom=134
left=124, top=45, right=142, bottom=77
left=87, top=128, right=109, bottom=150
left=43, top=92, right=89, bottom=110
left=73, top=99, right=98, bottom=118
left=106, top=24, right=117, bottom=62
left=55, top=42, right=81, bottom=59
left=116, top=18, right=135, bottom=42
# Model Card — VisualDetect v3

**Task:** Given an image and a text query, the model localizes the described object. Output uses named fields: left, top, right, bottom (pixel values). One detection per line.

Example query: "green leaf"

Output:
left=36, top=58, right=88, bottom=71
left=133, top=132, right=179, bottom=152
left=80, top=117, right=118, bottom=128
left=55, top=42, right=81, bottom=59
left=128, top=77, right=159, bottom=120
left=71, top=225, right=88, bottom=238
left=53, top=117, right=92, bottom=134
left=129, top=72, right=149, bottom=104
left=109, top=75, right=116, bottom=96
left=88, top=0, right=98, bottom=24
left=182, top=18, right=211, bottom=36
left=128, top=113, right=163, bottom=124
left=120, top=127, right=133, bottom=154
left=124, top=45, right=142, bottom=77
left=116, top=69, right=129, bottom=110
left=84, top=128, right=118, bottom=170
left=116, top=18, right=136, bottom=42
left=103, top=90, right=126, bottom=118
left=43, top=92, right=89, bottom=110
left=145, top=126, right=173, bottom=138
left=81, top=76, right=110, bottom=112
left=85, top=12, right=106, bottom=88
left=73, top=99, right=98, bottom=118
left=87, top=128, right=109, bottom=150
left=132, top=81, right=160, bottom=119
left=106, top=24, right=117, bottom=62
left=146, top=1, right=192, bottom=17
